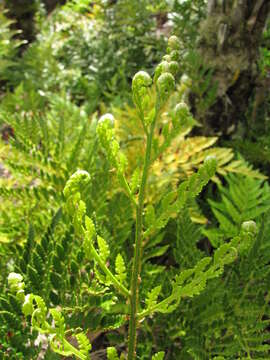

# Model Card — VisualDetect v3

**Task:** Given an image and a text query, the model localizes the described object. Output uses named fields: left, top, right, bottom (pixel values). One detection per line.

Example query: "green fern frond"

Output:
left=152, top=351, right=165, bottom=360
left=75, top=332, right=92, bottom=357
left=173, top=209, right=203, bottom=268
left=107, top=346, right=120, bottom=360
left=203, top=174, right=270, bottom=247
left=115, top=254, right=127, bottom=285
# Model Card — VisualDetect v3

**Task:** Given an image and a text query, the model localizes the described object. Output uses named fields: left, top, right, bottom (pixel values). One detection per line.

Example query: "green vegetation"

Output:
left=0, top=1, right=269, bottom=359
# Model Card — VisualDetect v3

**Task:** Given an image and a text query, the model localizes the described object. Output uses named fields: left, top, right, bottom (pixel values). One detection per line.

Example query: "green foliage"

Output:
left=140, top=179, right=270, bottom=359
left=113, top=76, right=265, bottom=212
left=0, top=9, right=23, bottom=84
left=4, top=34, right=260, bottom=360
left=107, top=346, right=124, bottom=360
left=0, top=93, right=96, bottom=245
left=203, top=174, right=270, bottom=247
left=0, top=2, right=269, bottom=359
left=173, top=209, right=203, bottom=268
left=152, top=352, right=165, bottom=360
left=8, top=0, right=166, bottom=108
left=115, top=254, right=127, bottom=285
left=0, top=273, right=39, bottom=358
left=172, top=0, right=207, bottom=49
left=0, top=89, right=123, bottom=356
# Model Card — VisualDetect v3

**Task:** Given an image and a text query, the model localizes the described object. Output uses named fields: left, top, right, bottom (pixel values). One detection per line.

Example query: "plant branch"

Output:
left=127, top=99, right=159, bottom=360
left=90, top=243, right=130, bottom=298
left=137, top=294, right=176, bottom=320
left=118, top=172, right=137, bottom=207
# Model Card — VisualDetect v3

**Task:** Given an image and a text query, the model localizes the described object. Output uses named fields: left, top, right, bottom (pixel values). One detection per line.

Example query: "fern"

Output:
left=0, top=8, right=23, bottom=82
left=113, top=93, right=265, bottom=209
left=152, top=352, right=165, bottom=360
left=143, top=201, right=270, bottom=359
left=2, top=26, right=267, bottom=360
left=173, top=209, right=204, bottom=269
left=0, top=276, right=39, bottom=358
left=115, top=254, right=127, bottom=285
left=107, top=346, right=120, bottom=360
left=0, top=93, right=98, bottom=245
left=203, top=173, right=270, bottom=247
left=75, top=332, right=92, bottom=357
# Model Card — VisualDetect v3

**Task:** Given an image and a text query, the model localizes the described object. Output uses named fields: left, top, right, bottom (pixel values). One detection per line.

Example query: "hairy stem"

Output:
left=127, top=103, right=159, bottom=359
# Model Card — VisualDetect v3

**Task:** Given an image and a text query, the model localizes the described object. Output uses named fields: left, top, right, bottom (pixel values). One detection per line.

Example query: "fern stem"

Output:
left=118, top=172, right=137, bottom=207
left=137, top=294, right=175, bottom=320
left=127, top=103, right=158, bottom=360
left=90, top=243, right=130, bottom=298
left=62, top=338, right=87, bottom=360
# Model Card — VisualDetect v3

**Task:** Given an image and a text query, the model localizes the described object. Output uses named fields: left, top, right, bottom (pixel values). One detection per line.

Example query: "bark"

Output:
left=195, top=0, right=270, bottom=136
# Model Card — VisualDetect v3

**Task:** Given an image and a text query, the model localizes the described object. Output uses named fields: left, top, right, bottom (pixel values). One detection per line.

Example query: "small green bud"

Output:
left=168, top=35, right=180, bottom=51
left=174, top=102, right=191, bottom=127
left=204, top=155, right=218, bottom=167
left=8, top=272, right=23, bottom=285
left=241, top=221, right=257, bottom=235
left=107, top=347, right=119, bottom=360
left=157, top=72, right=175, bottom=103
left=132, top=71, right=152, bottom=110
left=204, top=156, right=218, bottom=176
left=170, top=50, right=180, bottom=61
left=8, top=272, right=24, bottom=292
left=168, top=61, right=180, bottom=76
left=181, top=74, right=192, bottom=88
left=22, top=294, right=34, bottom=316
left=162, top=54, right=171, bottom=62
left=175, top=102, right=190, bottom=117
left=173, top=102, right=198, bottom=129
left=63, top=170, right=91, bottom=199
left=132, top=71, right=152, bottom=87
left=96, top=115, right=123, bottom=169
left=16, top=289, right=25, bottom=303
left=154, top=61, right=170, bottom=82
left=98, top=113, right=115, bottom=128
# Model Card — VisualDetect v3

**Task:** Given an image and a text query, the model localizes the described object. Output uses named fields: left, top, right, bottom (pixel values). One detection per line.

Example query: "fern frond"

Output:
left=173, top=209, right=203, bottom=268
left=203, top=174, right=270, bottom=247
left=75, top=332, right=92, bottom=357
left=115, top=254, right=127, bottom=285
left=152, top=352, right=165, bottom=360
left=107, top=346, right=120, bottom=360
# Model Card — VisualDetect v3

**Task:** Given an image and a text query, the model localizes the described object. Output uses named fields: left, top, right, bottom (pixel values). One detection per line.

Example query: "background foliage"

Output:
left=0, top=0, right=269, bottom=359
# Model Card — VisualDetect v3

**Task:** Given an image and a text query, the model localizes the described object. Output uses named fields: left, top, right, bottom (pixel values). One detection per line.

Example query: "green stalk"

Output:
left=61, top=339, right=87, bottom=360
left=118, top=172, right=137, bottom=207
left=137, top=294, right=176, bottom=320
left=127, top=103, right=159, bottom=360
left=90, top=243, right=130, bottom=298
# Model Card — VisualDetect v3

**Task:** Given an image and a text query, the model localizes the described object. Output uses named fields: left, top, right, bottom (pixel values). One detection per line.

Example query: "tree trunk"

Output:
left=195, top=0, right=270, bottom=136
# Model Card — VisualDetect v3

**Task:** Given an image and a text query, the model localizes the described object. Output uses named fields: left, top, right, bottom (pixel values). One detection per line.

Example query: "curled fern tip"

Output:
left=241, top=220, right=257, bottom=235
